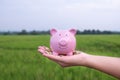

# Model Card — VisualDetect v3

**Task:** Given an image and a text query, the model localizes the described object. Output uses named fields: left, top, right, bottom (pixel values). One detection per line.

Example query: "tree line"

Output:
left=0, top=29, right=120, bottom=35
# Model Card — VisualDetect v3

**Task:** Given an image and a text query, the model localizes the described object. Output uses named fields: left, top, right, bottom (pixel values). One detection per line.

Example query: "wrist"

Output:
left=77, top=52, right=91, bottom=66
left=84, top=54, right=96, bottom=68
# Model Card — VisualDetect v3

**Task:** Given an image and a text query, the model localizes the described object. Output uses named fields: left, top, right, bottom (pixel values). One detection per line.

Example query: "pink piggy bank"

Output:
left=50, top=29, right=77, bottom=56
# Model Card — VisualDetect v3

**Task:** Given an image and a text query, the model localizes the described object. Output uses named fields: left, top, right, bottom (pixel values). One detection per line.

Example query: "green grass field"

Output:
left=0, top=35, right=120, bottom=80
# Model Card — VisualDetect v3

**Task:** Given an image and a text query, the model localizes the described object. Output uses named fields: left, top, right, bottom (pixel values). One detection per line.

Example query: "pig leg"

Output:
left=52, top=52, right=59, bottom=56
left=67, top=52, right=73, bottom=56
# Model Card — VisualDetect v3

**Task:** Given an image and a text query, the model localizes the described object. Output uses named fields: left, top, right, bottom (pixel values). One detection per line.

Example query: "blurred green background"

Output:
left=0, top=35, right=120, bottom=80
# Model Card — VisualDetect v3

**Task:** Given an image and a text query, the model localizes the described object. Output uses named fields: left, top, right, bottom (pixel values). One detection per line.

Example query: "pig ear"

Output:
left=50, top=29, right=57, bottom=36
left=69, top=29, right=77, bottom=35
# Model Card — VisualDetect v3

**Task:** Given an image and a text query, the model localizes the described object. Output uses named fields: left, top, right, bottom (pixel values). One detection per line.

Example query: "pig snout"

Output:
left=58, top=39, right=67, bottom=46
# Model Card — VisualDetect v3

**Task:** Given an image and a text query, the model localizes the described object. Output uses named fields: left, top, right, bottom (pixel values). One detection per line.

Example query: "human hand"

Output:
left=38, top=46, right=89, bottom=67
left=38, top=46, right=120, bottom=79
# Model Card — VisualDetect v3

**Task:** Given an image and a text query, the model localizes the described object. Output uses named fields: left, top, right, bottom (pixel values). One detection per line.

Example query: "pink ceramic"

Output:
left=50, top=29, right=77, bottom=56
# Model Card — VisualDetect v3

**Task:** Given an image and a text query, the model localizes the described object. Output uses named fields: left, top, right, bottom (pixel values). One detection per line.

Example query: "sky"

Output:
left=0, top=0, right=120, bottom=31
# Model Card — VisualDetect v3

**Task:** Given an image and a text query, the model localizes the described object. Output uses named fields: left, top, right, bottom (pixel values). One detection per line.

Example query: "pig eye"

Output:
left=59, top=34, right=61, bottom=36
left=65, top=34, right=68, bottom=36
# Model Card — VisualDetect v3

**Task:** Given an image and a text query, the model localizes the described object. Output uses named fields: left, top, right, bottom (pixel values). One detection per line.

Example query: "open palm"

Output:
left=38, top=46, right=88, bottom=67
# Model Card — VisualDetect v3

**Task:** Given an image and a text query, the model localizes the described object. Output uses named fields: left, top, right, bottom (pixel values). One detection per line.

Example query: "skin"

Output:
left=38, top=46, right=120, bottom=79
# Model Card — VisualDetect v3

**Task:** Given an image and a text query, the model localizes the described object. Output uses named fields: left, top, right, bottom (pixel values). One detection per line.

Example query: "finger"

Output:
left=38, top=46, right=51, bottom=52
left=38, top=48, right=46, bottom=54
left=44, top=46, right=50, bottom=50
left=44, top=51, right=52, bottom=54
